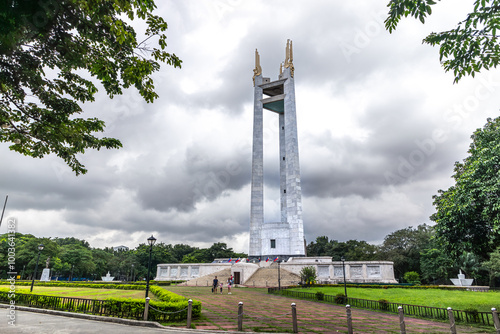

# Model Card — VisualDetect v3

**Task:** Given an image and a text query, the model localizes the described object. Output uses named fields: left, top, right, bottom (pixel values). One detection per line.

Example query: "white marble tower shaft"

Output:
left=249, top=73, right=263, bottom=256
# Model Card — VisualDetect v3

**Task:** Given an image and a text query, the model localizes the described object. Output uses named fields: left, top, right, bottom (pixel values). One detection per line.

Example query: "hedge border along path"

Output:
left=0, top=285, right=201, bottom=322
left=166, top=286, right=489, bottom=333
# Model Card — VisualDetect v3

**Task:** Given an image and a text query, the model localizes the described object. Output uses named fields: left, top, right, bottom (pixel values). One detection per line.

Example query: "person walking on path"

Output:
left=220, top=282, right=223, bottom=294
left=227, top=275, right=233, bottom=294
left=212, top=276, right=218, bottom=294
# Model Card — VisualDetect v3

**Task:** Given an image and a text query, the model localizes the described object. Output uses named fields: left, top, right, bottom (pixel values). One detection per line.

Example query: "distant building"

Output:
left=113, top=245, right=129, bottom=252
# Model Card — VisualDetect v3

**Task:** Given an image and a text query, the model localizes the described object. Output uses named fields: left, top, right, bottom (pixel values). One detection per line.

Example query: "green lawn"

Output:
left=14, top=286, right=155, bottom=300
left=290, top=287, right=500, bottom=312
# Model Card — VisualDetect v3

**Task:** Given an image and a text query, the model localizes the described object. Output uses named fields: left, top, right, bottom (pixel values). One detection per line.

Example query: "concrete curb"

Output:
left=0, top=303, right=167, bottom=328
left=0, top=303, right=255, bottom=333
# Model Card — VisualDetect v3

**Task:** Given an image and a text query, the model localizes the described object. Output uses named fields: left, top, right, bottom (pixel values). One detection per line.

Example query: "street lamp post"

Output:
left=278, top=259, right=281, bottom=290
left=341, top=256, right=347, bottom=300
left=145, top=235, right=157, bottom=298
left=30, top=244, right=44, bottom=292
left=131, top=264, right=135, bottom=282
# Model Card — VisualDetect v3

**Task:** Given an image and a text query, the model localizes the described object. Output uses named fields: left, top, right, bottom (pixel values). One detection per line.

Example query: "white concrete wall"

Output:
left=156, top=263, right=231, bottom=281
left=260, top=222, right=290, bottom=256
left=281, top=258, right=396, bottom=284
left=231, top=263, right=259, bottom=283
left=156, top=258, right=396, bottom=284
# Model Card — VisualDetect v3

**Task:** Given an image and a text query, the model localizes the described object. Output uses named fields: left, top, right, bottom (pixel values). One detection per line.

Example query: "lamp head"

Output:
left=147, top=235, right=157, bottom=246
left=341, top=256, right=345, bottom=262
left=38, top=244, right=44, bottom=251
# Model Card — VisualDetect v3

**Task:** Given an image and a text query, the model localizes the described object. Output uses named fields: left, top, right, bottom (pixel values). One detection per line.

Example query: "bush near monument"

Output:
left=334, top=293, right=346, bottom=304
left=299, top=266, right=317, bottom=284
left=403, top=271, right=421, bottom=285
left=315, top=291, right=324, bottom=301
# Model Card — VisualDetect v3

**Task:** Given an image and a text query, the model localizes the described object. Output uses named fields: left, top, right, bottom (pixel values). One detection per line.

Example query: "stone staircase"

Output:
left=243, top=264, right=300, bottom=288
left=178, top=268, right=232, bottom=287
left=176, top=264, right=300, bottom=288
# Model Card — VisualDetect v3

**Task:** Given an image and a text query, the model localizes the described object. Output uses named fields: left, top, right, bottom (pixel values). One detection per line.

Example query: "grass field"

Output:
left=290, top=287, right=500, bottom=312
left=14, top=286, right=154, bottom=300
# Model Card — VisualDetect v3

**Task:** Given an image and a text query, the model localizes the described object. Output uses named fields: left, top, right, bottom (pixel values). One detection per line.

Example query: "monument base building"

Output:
left=155, top=257, right=397, bottom=285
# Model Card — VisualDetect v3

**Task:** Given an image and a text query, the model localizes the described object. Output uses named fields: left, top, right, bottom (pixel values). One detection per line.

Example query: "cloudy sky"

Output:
left=1, top=1, right=499, bottom=253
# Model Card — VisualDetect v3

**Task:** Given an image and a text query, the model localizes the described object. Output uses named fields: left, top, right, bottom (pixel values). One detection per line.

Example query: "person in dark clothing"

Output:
left=212, top=276, right=218, bottom=294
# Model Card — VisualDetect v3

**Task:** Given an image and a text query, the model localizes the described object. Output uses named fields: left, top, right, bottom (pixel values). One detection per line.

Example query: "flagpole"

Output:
left=0, top=195, right=8, bottom=228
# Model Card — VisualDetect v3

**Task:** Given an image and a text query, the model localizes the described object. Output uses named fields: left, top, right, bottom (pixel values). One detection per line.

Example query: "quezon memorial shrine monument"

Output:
left=156, top=41, right=396, bottom=286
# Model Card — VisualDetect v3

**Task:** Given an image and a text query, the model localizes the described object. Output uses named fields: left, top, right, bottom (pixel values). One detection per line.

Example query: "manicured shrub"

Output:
left=149, top=285, right=187, bottom=302
left=403, top=271, right=421, bottom=285
left=464, top=307, right=479, bottom=323
left=334, top=293, right=346, bottom=304
left=378, top=299, right=390, bottom=311
left=315, top=291, right=324, bottom=301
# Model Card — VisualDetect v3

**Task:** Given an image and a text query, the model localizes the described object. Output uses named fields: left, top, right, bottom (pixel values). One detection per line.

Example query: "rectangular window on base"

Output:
left=270, top=239, right=276, bottom=248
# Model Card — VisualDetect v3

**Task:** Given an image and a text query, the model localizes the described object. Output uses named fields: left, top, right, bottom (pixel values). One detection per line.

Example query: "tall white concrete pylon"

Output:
left=250, top=40, right=305, bottom=260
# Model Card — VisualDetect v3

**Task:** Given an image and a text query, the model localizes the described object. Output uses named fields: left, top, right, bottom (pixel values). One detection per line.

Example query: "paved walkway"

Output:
left=0, top=287, right=494, bottom=333
left=167, top=286, right=494, bottom=333
left=0, top=307, right=234, bottom=334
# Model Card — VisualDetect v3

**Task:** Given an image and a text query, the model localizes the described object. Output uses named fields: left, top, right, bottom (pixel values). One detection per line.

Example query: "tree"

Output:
left=307, top=237, right=377, bottom=261
left=11, top=235, right=59, bottom=279
left=385, top=0, right=500, bottom=83
left=0, top=0, right=181, bottom=174
left=53, top=237, right=90, bottom=249
left=134, top=242, right=176, bottom=280
left=59, top=244, right=95, bottom=278
left=431, top=117, right=500, bottom=259
left=171, top=244, right=197, bottom=263
left=458, top=252, right=483, bottom=279
left=483, top=247, right=500, bottom=286
left=420, top=246, right=455, bottom=284
left=376, top=224, right=433, bottom=279
left=343, top=240, right=378, bottom=261
left=206, top=242, right=235, bottom=261
left=306, top=236, right=334, bottom=256
left=299, top=266, right=317, bottom=284
left=91, top=248, right=114, bottom=277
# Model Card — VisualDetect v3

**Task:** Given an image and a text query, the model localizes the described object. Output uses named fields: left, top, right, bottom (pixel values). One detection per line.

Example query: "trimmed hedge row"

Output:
left=147, top=285, right=202, bottom=321
left=0, top=282, right=146, bottom=289
left=0, top=286, right=201, bottom=322
left=101, top=296, right=201, bottom=321
left=149, top=285, right=187, bottom=302
left=0, top=280, right=174, bottom=287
